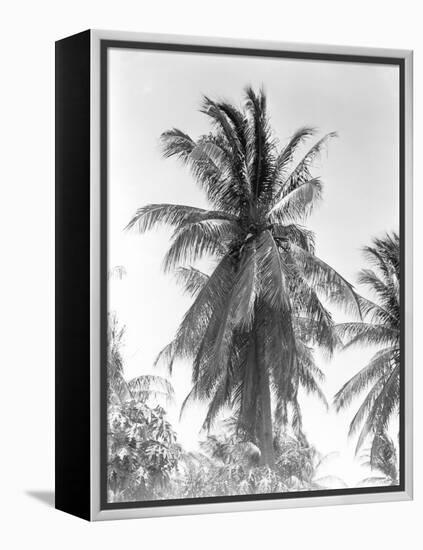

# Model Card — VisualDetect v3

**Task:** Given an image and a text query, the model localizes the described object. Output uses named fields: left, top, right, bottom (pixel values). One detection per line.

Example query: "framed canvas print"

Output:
left=55, top=30, right=413, bottom=521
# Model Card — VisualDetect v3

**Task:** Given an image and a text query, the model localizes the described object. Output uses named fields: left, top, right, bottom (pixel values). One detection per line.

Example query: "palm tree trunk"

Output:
left=255, top=315, right=276, bottom=468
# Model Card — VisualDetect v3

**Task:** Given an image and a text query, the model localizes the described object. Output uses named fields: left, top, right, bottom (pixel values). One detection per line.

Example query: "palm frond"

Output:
left=256, top=230, right=291, bottom=312
left=154, top=340, right=177, bottom=373
left=230, top=242, right=259, bottom=329
left=272, top=223, right=315, bottom=253
left=215, top=101, right=247, bottom=149
left=125, top=203, right=234, bottom=233
left=243, top=86, right=275, bottom=202
left=161, top=129, right=242, bottom=214
left=358, top=268, right=399, bottom=318
left=298, top=354, right=329, bottom=410
left=200, top=97, right=248, bottom=199
left=334, top=347, right=397, bottom=411
left=127, top=375, right=175, bottom=404
left=294, top=316, right=340, bottom=355
left=273, top=127, right=316, bottom=187
left=174, top=267, right=210, bottom=297
left=347, top=378, right=385, bottom=438
left=355, top=365, right=400, bottom=451
left=201, top=372, right=233, bottom=431
left=290, top=244, right=361, bottom=316
left=277, top=131, right=337, bottom=199
left=291, top=276, right=337, bottom=354
left=356, top=294, right=397, bottom=326
left=269, top=178, right=323, bottom=223
left=291, top=398, right=304, bottom=437
left=158, top=254, right=236, bottom=368
left=160, top=128, right=195, bottom=161
left=179, top=385, right=200, bottom=419
left=201, top=251, right=259, bottom=385
left=369, top=430, right=398, bottom=481
left=201, top=96, right=242, bottom=154
left=362, top=233, right=399, bottom=280
left=190, top=140, right=228, bottom=167
left=162, top=220, right=238, bottom=272
left=336, top=322, right=399, bottom=350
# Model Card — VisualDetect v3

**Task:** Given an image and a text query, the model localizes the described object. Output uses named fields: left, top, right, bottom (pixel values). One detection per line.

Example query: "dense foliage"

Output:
left=106, top=315, right=344, bottom=501
left=171, top=431, right=344, bottom=498
left=108, top=401, right=180, bottom=502
left=107, top=313, right=179, bottom=502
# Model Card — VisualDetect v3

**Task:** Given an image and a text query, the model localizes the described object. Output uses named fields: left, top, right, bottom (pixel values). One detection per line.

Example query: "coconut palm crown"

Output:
left=126, top=87, right=360, bottom=466
left=334, top=232, right=400, bottom=454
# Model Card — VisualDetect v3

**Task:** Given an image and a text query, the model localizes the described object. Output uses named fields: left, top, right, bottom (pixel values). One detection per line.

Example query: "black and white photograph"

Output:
left=104, top=43, right=403, bottom=506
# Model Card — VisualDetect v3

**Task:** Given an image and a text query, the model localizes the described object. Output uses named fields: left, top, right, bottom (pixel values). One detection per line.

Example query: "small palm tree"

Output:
left=107, top=312, right=174, bottom=405
left=334, top=233, right=400, bottom=454
left=359, top=430, right=398, bottom=486
left=127, top=87, right=360, bottom=466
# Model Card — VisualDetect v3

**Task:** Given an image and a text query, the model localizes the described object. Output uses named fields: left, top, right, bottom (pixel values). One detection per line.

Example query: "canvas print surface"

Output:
left=105, top=46, right=401, bottom=505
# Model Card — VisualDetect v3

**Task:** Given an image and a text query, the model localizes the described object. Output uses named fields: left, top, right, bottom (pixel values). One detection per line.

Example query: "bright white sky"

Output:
left=107, top=47, right=399, bottom=487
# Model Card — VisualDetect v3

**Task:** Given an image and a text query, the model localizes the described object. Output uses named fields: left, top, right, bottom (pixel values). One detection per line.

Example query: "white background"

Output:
left=0, top=1, right=420, bottom=548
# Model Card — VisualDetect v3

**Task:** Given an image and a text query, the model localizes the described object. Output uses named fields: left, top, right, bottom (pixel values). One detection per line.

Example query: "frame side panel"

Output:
left=55, top=29, right=91, bottom=521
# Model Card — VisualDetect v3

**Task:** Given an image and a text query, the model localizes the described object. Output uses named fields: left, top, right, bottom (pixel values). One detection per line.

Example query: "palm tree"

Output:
left=107, top=267, right=174, bottom=405
left=359, top=430, right=398, bottom=486
left=334, top=233, right=400, bottom=455
left=107, top=312, right=174, bottom=406
left=126, top=87, right=360, bottom=466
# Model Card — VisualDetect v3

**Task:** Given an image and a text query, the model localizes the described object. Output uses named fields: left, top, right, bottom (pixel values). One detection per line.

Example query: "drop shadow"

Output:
left=26, top=490, right=55, bottom=508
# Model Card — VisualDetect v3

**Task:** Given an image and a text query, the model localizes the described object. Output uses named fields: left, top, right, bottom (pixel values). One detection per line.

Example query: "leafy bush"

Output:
left=108, top=401, right=180, bottom=502
left=107, top=310, right=180, bottom=502
left=167, top=431, right=344, bottom=499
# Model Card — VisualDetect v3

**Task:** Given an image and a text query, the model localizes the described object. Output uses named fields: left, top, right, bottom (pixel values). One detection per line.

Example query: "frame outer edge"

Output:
left=90, top=29, right=101, bottom=521
left=89, top=29, right=412, bottom=59
left=404, top=50, right=413, bottom=500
